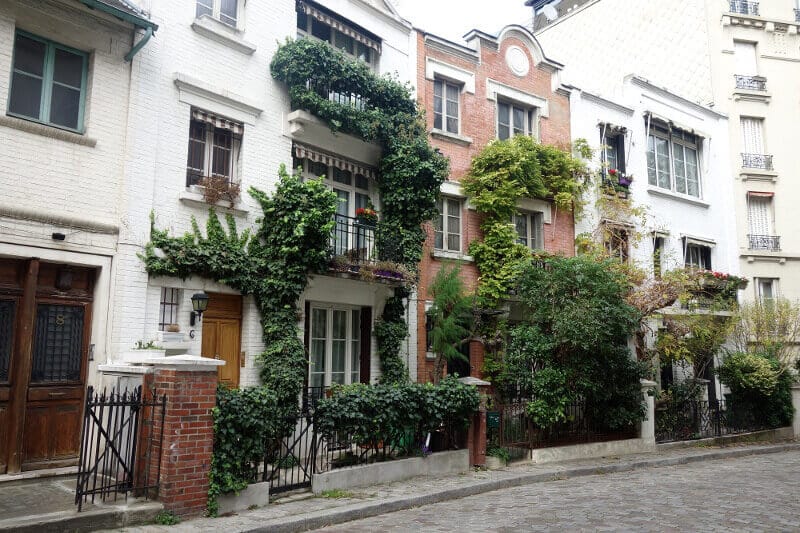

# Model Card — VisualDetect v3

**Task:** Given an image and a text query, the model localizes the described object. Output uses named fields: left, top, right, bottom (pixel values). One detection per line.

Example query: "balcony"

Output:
left=734, top=75, right=767, bottom=92
left=332, top=214, right=376, bottom=263
left=741, top=153, right=773, bottom=171
left=729, top=0, right=759, bottom=16
left=748, top=234, right=781, bottom=251
left=795, top=8, right=800, bottom=22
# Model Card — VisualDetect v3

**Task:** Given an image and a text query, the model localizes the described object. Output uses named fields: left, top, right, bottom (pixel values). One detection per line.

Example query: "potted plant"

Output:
left=199, top=175, right=241, bottom=207
left=608, top=168, right=632, bottom=188
left=355, top=206, right=378, bottom=226
left=485, top=445, right=510, bottom=469
left=121, top=340, right=166, bottom=364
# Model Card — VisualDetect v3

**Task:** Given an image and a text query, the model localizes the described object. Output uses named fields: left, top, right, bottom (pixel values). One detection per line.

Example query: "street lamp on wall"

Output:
left=189, top=291, right=209, bottom=327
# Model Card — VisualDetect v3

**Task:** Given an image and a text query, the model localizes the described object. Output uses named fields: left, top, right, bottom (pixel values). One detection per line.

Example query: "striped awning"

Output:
left=192, top=109, right=244, bottom=136
left=293, top=143, right=377, bottom=179
left=747, top=191, right=774, bottom=198
left=297, top=1, right=382, bottom=53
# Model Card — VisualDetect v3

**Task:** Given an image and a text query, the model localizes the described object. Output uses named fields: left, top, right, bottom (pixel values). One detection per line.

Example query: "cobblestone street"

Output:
left=316, top=450, right=800, bottom=532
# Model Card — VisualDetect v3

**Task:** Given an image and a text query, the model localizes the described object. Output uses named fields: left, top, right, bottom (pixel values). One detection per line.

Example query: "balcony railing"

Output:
left=307, top=80, right=367, bottom=111
left=734, top=75, right=767, bottom=91
left=741, top=153, right=773, bottom=170
left=795, top=8, right=800, bottom=22
left=729, top=0, right=759, bottom=16
left=332, top=214, right=376, bottom=263
left=748, top=234, right=781, bottom=251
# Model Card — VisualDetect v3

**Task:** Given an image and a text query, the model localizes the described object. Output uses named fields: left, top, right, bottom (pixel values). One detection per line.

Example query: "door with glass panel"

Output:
left=309, top=307, right=361, bottom=390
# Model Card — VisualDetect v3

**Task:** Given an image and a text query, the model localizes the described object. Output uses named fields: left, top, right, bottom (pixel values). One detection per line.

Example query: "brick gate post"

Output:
left=144, top=356, right=224, bottom=519
left=459, top=376, right=491, bottom=466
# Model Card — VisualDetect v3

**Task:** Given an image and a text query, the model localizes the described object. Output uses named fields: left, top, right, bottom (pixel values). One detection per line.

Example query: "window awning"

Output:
left=681, top=234, right=716, bottom=248
left=747, top=191, right=774, bottom=198
left=644, top=111, right=707, bottom=140
left=297, top=1, right=382, bottom=53
left=192, top=109, right=244, bottom=136
left=294, top=143, right=377, bottom=179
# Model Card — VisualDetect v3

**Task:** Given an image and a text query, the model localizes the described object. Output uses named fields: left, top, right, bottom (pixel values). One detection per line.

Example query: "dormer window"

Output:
left=296, top=0, right=381, bottom=68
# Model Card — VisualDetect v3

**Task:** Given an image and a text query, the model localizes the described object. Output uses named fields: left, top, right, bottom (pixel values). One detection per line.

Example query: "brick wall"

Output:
left=144, top=367, right=217, bottom=519
left=414, top=28, right=575, bottom=383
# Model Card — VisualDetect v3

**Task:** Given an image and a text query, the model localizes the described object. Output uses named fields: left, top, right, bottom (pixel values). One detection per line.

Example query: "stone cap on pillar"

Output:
left=458, top=376, right=491, bottom=387
left=147, top=354, right=225, bottom=372
left=640, top=379, right=657, bottom=391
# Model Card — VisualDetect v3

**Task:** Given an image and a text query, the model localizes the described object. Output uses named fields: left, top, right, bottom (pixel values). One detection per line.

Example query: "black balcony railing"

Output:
left=734, top=75, right=767, bottom=91
left=729, top=0, right=759, bottom=15
left=748, top=234, right=781, bottom=251
left=795, top=8, right=800, bottom=22
left=306, top=80, right=367, bottom=111
left=741, top=153, right=773, bottom=170
left=332, top=214, right=376, bottom=263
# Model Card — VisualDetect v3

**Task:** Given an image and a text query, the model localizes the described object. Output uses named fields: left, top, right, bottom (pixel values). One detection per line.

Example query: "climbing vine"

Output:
left=461, top=135, right=591, bottom=304
left=271, top=38, right=449, bottom=380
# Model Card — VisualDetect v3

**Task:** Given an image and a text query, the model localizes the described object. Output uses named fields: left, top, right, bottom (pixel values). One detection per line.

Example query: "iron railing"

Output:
left=307, top=80, right=367, bottom=111
left=748, top=234, right=781, bottom=251
left=741, top=153, right=773, bottom=170
left=734, top=75, right=767, bottom=91
left=729, top=0, right=759, bottom=16
left=488, top=400, right=636, bottom=450
left=261, top=414, right=318, bottom=495
left=302, top=386, right=330, bottom=413
left=655, top=399, right=767, bottom=443
left=332, top=214, right=376, bottom=263
left=795, top=8, right=800, bottom=22
left=75, top=386, right=166, bottom=511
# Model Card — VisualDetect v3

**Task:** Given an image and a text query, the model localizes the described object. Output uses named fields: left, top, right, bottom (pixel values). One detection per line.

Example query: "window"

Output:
left=514, top=211, right=544, bottom=250
left=158, top=288, right=181, bottom=331
left=497, top=101, right=536, bottom=140
left=755, top=278, right=778, bottom=304
left=747, top=194, right=773, bottom=238
left=435, top=197, right=462, bottom=252
left=601, top=129, right=626, bottom=176
left=296, top=3, right=378, bottom=67
left=196, top=0, right=238, bottom=28
left=433, top=79, right=460, bottom=134
left=603, top=225, right=629, bottom=263
left=684, top=242, right=711, bottom=270
left=741, top=117, right=764, bottom=155
left=309, top=306, right=361, bottom=387
left=646, top=122, right=701, bottom=197
left=186, top=110, right=243, bottom=186
left=734, top=41, right=758, bottom=76
left=653, top=236, right=665, bottom=278
left=8, top=32, right=88, bottom=132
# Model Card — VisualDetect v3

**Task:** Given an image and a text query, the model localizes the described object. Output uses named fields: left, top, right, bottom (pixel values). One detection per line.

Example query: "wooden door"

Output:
left=200, top=293, right=242, bottom=387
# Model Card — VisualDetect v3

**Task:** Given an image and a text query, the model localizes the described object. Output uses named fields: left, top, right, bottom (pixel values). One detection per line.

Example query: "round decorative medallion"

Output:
left=505, top=46, right=530, bottom=77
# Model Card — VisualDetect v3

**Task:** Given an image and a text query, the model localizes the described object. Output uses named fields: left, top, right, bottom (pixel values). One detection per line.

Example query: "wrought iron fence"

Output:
left=488, top=400, right=636, bottom=450
left=734, top=75, right=767, bottom=91
left=260, top=414, right=318, bottom=494
left=748, top=234, right=781, bottom=251
left=729, top=0, right=759, bottom=16
left=75, top=386, right=166, bottom=511
left=332, top=214, right=376, bottom=263
left=741, top=153, right=773, bottom=170
left=655, top=399, right=767, bottom=443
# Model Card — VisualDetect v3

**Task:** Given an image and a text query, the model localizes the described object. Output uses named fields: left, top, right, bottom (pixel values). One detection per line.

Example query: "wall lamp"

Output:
left=189, top=291, right=209, bottom=326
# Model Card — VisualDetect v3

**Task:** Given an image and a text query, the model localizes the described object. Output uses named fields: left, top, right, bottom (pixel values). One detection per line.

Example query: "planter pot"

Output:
left=156, top=331, right=185, bottom=343
left=618, top=177, right=632, bottom=187
left=355, top=217, right=377, bottom=227
left=484, top=456, right=507, bottom=470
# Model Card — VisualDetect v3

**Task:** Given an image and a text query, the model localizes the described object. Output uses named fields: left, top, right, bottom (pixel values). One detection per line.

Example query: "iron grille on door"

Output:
left=0, top=300, right=14, bottom=382
left=31, top=304, right=84, bottom=383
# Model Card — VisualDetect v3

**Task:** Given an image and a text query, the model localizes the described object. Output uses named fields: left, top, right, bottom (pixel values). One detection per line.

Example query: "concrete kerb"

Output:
left=242, top=442, right=800, bottom=533
left=0, top=501, right=163, bottom=533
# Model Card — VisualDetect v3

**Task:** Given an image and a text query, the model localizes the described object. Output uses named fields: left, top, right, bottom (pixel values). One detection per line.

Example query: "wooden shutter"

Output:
left=303, top=301, right=310, bottom=391
left=748, top=195, right=772, bottom=235
left=359, top=306, right=371, bottom=384
left=741, top=118, right=764, bottom=154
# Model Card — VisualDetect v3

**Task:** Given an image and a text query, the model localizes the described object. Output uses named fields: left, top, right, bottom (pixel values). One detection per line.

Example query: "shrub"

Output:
left=717, top=352, right=794, bottom=428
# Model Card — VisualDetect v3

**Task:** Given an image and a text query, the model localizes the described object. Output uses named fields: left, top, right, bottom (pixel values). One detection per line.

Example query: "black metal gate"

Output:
left=262, top=413, right=317, bottom=495
left=75, top=386, right=166, bottom=511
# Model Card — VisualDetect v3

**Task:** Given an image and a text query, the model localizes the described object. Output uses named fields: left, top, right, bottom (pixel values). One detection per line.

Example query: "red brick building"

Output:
left=414, top=25, right=575, bottom=383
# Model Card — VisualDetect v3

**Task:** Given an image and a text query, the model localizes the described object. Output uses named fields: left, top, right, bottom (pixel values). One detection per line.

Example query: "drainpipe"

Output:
left=125, top=26, right=154, bottom=62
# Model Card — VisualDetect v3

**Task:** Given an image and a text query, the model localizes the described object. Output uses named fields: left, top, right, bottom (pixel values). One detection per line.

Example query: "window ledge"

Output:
left=191, top=15, right=256, bottom=55
left=646, top=187, right=709, bottom=208
left=179, top=189, right=249, bottom=216
left=733, top=89, right=771, bottom=103
left=431, top=129, right=473, bottom=146
left=740, top=168, right=778, bottom=181
left=432, top=249, right=473, bottom=262
left=0, top=115, right=96, bottom=147
left=743, top=251, right=799, bottom=263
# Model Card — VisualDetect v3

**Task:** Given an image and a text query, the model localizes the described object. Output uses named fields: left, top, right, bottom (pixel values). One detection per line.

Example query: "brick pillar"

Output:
left=145, top=356, right=223, bottom=519
left=459, top=376, right=491, bottom=467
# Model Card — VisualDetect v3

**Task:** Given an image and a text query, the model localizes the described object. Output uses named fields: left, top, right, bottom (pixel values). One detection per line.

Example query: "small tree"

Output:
left=428, top=264, right=473, bottom=383
left=730, top=298, right=800, bottom=373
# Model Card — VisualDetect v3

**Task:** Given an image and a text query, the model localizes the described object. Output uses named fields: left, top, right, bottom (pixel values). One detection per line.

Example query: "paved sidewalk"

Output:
left=109, top=440, right=799, bottom=533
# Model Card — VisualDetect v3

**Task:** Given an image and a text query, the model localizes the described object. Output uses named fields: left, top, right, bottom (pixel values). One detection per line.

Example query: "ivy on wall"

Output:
left=271, top=38, right=449, bottom=380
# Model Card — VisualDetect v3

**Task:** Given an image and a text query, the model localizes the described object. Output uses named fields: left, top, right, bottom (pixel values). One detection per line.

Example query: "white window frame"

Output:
left=196, top=0, right=241, bottom=29
left=309, top=304, right=362, bottom=388
left=646, top=123, right=702, bottom=198
left=513, top=211, right=545, bottom=251
left=497, top=100, right=538, bottom=141
left=684, top=243, right=712, bottom=270
left=296, top=11, right=377, bottom=68
left=433, top=79, right=461, bottom=135
left=747, top=194, right=774, bottom=237
left=186, top=117, right=242, bottom=186
left=434, top=197, right=462, bottom=252
left=295, top=157, right=375, bottom=219
left=755, top=278, right=778, bottom=304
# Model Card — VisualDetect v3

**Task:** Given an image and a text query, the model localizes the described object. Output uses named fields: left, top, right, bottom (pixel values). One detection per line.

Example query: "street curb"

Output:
left=247, top=442, right=800, bottom=533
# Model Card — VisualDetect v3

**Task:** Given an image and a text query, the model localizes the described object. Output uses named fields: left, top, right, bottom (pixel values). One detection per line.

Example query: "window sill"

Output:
left=0, top=115, right=96, bottom=147
left=740, top=168, right=778, bottom=182
left=646, top=187, right=709, bottom=208
left=430, top=129, right=473, bottom=146
left=432, top=249, right=473, bottom=262
left=191, top=15, right=256, bottom=55
left=179, top=189, right=249, bottom=216
left=732, top=88, right=771, bottom=103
